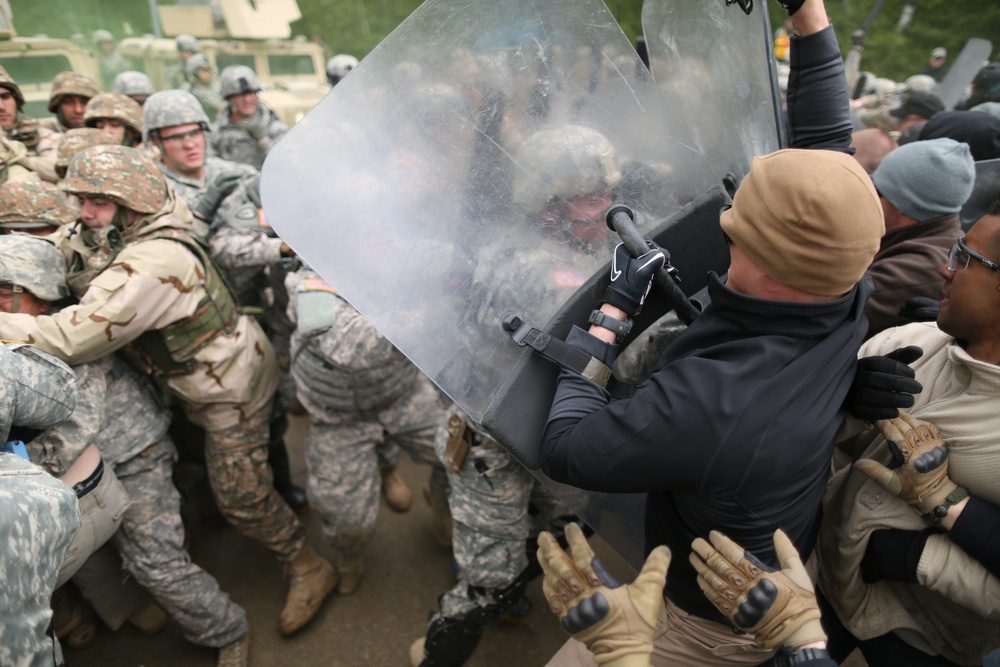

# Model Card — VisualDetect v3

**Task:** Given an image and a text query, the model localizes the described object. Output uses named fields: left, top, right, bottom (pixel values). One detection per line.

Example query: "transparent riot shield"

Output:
left=262, top=0, right=727, bottom=567
left=961, top=159, right=1000, bottom=230
left=642, top=0, right=783, bottom=190
left=937, top=38, right=993, bottom=110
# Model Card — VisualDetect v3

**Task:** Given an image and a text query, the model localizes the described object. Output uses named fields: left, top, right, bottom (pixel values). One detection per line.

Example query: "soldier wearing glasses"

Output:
left=817, top=202, right=1000, bottom=666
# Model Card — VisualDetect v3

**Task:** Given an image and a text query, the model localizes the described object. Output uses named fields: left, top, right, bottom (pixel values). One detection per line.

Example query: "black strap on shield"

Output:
left=502, top=314, right=613, bottom=388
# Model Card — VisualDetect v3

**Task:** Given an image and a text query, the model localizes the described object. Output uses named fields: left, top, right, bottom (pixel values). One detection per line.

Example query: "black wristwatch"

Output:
left=588, top=309, right=632, bottom=343
left=774, top=645, right=831, bottom=666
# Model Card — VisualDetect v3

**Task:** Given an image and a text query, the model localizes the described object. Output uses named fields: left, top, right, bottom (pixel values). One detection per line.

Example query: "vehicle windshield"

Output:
left=268, top=54, right=315, bottom=76
left=216, top=53, right=255, bottom=72
left=0, top=54, right=71, bottom=86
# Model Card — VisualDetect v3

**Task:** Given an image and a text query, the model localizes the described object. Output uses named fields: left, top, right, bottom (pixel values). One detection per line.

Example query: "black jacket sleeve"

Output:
left=948, top=496, right=1000, bottom=578
left=786, top=26, right=853, bottom=152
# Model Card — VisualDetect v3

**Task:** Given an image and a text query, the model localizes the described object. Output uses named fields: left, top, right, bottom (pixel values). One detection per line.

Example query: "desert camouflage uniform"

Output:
left=286, top=268, right=447, bottom=571
left=0, top=146, right=308, bottom=567
left=83, top=93, right=144, bottom=147
left=53, top=128, right=116, bottom=181
left=210, top=105, right=287, bottom=170
left=0, top=137, right=40, bottom=184
left=0, top=343, right=79, bottom=667
left=0, top=65, right=60, bottom=182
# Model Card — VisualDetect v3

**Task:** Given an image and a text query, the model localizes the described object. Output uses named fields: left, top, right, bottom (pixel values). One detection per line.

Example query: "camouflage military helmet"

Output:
left=47, top=72, right=101, bottom=113
left=112, top=71, right=155, bottom=98
left=92, top=29, right=114, bottom=44
left=0, top=233, right=69, bottom=302
left=902, top=74, right=938, bottom=98
left=326, top=54, right=359, bottom=86
left=185, top=53, right=214, bottom=78
left=0, top=65, right=25, bottom=110
left=61, top=145, right=167, bottom=215
left=219, top=65, right=261, bottom=99
left=0, top=181, right=77, bottom=230
left=142, top=89, right=209, bottom=142
left=513, top=124, right=622, bottom=210
left=83, top=93, right=143, bottom=138
left=55, top=128, right=116, bottom=177
left=175, top=33, right=200, bottom=54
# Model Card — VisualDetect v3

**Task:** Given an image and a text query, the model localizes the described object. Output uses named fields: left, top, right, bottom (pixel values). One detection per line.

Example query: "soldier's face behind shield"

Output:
left=0, top=90, right=17, bottom=131
left=157, top=122, right=206, bottom=174
left=540, top=192, right=614, bottom=248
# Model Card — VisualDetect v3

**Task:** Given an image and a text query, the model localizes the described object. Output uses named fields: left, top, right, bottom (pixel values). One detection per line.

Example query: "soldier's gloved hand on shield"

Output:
left=690, top=529, right=827, bottom=650
left=854, top=411, right=965, bottom=520
left=602, top=243, right=665, bottom=317
left=845, top=346, right=923, bottom=422
left=537, top=523, right=670, bottom=666
left=193, top=171, right=244, bottom=222
left=239, top=116, right=267, bottom=142
left=773, top=0, right=807, bottom=16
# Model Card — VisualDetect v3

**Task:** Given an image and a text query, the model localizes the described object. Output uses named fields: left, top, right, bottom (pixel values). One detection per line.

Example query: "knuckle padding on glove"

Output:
left=913, top=445, right=947, bottom=474
left=562, top=592, right=610, bottom=634
left=733, top=579, right=778, bottom=628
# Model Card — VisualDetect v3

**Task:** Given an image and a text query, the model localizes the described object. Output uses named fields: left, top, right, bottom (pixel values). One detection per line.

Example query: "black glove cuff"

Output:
left=775, top=646, right=832, bottom=666
left=601, top=286, right=639, bottom=316
left=776, top=0, right=806, bottom=15
left=861, top=529, right=929, bottom=584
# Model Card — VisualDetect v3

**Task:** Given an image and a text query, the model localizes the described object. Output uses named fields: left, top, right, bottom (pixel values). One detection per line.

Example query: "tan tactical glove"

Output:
left=537, top=523, right=670, bottom=667
left=690, top=529, right=826, bottom=649
left=855, top=411, right=962, bottom=518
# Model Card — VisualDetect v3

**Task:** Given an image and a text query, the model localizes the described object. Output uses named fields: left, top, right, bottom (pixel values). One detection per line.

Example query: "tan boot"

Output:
left=380, top=468, right=413, bottom=512
left=217, top=629, right=251, bottom=667
left=128, top=600, right=169, bottom=638
left=278, top=546, right=337, bottom=635
left=408, top=637, right=426, bottom=667
left=336, top=559, right=364, bottom=595
left=52, top=588, right=97, bottom=651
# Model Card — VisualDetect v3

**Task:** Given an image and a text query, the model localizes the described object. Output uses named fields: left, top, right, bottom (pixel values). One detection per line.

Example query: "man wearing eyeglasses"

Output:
left=817, top=204, right=1000, bottom=665
left=865, top=138, right=975, bottom=337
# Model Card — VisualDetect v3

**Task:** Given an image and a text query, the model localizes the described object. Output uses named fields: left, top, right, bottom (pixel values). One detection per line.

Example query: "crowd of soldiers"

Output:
left=3, top=2, right=1000, bottom=666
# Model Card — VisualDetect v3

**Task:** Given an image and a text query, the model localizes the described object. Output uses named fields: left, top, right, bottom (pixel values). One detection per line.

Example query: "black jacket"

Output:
left=541, top=274, right=873, bottom=623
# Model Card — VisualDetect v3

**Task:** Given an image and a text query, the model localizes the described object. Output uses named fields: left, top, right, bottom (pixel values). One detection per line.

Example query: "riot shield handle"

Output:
left=605, top=205, right=700, bottom=325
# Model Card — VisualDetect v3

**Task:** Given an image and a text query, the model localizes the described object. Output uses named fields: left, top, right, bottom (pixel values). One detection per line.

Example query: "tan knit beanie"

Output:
left=721, top=149, right=884, bottom=296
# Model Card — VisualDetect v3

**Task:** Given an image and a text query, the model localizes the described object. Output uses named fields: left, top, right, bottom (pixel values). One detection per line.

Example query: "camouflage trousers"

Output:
left=433, top=408, right=567, bottom=618
left=204, top=397, right=306, bottom=563
left=113, top=436, right=248, bottom=648
left=304, top=378, right=445, bottom=568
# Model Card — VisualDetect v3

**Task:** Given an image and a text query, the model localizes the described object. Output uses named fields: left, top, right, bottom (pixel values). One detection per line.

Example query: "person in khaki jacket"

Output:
left=0, top=65, right=61, bottom=182
left=0, top=145, right=337, bottom=651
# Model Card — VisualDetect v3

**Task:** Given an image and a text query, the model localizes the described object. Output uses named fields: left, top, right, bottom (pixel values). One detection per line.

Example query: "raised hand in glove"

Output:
left=690, top=529, right=826, bottom=650
left=538, top=523, right=670, bottom=666
left=845, top=346, right=923, bottom=422
left=602, top=243, right=665, bottom=317
left=193, top=171, right=244, bottom=222
left=239, top=116, right=267, bottom=142
left=854, top=411, right=965, bottom=520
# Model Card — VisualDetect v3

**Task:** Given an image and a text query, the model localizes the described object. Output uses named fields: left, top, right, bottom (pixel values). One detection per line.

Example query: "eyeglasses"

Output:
left=158, top=127, right=204, bottom=145
left=947, top=236, right=1000, bottom=273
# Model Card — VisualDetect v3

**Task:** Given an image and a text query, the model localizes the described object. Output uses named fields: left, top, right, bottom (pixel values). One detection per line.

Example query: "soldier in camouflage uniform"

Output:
left=83, top=93, right=144, bottom=147
left=0, top=180, right=76, bottom=236
left=0, top=145, right=336, bottom=641
left=211, top=66, right=287, bottom=170
left=41, top=72, right=101, bottom=134
left=166, top=34, right=201, bottom=90
left=112, top=71, right=155, bottom=107
left=409, top=125, right=613, bottom=667
left=92, top=30, right=130, bottom=91
left=0, top=136, right=40, bottom=184
left=0, top=232, right=251, bottom=666
left=183, top=54, right=225, bottom=121
left=53, top=128, right=116, bottom=181
left=0, top=342, right=79, bottom=667
left=285, top=266, right=449, bottom=593
left=0, top=65, right=61, bottom=182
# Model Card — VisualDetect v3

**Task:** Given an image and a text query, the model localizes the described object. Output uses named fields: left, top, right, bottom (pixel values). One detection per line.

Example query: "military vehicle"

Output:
left=0, top=2, right=101, bottom=119
left=118, top=0, right=327, bottom=126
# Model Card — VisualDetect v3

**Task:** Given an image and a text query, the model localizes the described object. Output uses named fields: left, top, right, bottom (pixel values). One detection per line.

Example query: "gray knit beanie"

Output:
left=872, top=138, right=975, bottom=222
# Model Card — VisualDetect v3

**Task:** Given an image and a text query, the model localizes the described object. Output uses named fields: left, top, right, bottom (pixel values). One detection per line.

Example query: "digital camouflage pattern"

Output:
left=211, top=104, right=287, bottom=171
left=0, top=453, right=80, bottom=667
left=54, top=128, right=116, bottom=178
left=0, top=233, right=70, bottom=301
left=182, top=55, right=225, bottom=120
left=142, top=89, right=210, bottom=143
left=218, top=65, right=262, bottom=99
left=83, top=93, right=144, bottom=138
left=112, top=71, right=155, bottom=98
left=61, top=144, right=167, bottom=214
left=0, top=64, right=25, bottom=109
left=286, top=268, right=446, bottom=569
left=7, top=115, right=62, bottom=183
left=47, top=71, right=101, bottom=113
left=0, top=180, right=77, bottom=229
left=0, top=342, right=77, bottom=443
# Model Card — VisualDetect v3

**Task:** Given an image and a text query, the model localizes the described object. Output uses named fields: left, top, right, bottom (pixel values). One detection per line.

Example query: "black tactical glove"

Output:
left=602, top=243, right=665, bottom=317
left=898, top=296, right=940, bottom=323
left=193, top=171, right=243, bottom=222
left=773, top=0, right=806, bottom=16
left=245, top=173, right=262, bottom=209
left=860, top=528, right=930, bottom=584
left=845, top=346, right=923, bottom=422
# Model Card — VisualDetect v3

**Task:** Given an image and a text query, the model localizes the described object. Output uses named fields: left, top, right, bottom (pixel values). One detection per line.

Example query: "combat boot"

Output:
left=217, top=629, right=251, bottom=667
left=336, top=557, right=364, bottom=595
left=278, top=546, right=337, bottom=635
left=380, top=467, right=413, bottom=512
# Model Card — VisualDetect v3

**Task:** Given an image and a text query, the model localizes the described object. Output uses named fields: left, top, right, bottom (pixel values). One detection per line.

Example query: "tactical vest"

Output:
left=67, top=227, right=240, bottom=378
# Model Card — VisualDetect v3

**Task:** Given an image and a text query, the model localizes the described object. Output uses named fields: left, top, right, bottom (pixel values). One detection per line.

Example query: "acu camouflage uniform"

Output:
left=0, top=343, right=79, bottom=667
left=210, top=105, right=287, bottom=170
left=0, top=146, right=310, bottom=569
left=0, top=65, right=60, bottom=183
left=182, top=55, right=225, bottom=121
left=286, top=268, right=447, bottom=574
